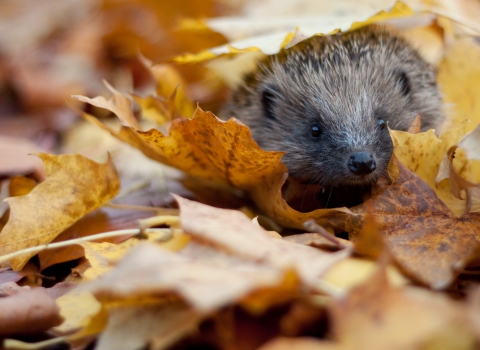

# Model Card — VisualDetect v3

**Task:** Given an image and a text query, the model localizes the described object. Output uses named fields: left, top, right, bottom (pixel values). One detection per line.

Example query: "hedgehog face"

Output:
left=221, top=26, right=444, bottom=203
left=257, top=78, right=395, bottom=188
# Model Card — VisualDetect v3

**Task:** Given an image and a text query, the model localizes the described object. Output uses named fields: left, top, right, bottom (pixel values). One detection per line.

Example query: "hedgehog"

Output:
left=220, top=25, right=444, bottom=208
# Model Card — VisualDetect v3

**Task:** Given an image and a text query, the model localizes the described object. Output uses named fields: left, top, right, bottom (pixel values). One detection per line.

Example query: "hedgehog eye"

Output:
left=311, top=125, right=321, bottom=137
left=394, top=68, right=410, bottom=96
left=377, top=119, right=386, bottom=130
left=261, top=89, right=277, bottom=121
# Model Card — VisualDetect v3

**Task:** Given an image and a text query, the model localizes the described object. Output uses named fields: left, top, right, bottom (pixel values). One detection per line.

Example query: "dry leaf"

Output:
left=0, top=153, right=120, bottom=270
left=391, top=125, right=472, bottom=217
left=73, top=81, right=141, bottom=130
left=84, top=197, right=350, bottom=315
left=175, top=196, right=351, bottom=287
left=78, top=102, right=346, bottom=230
left=329, top=160, right=480, bottom=288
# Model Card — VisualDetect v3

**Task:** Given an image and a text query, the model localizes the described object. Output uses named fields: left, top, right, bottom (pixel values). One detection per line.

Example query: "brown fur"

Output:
left=221, top=25, right=444, bottom=193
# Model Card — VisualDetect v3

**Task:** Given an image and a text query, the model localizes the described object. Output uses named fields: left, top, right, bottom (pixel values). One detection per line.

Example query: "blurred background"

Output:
left=0, top=0, right=479, bottom=182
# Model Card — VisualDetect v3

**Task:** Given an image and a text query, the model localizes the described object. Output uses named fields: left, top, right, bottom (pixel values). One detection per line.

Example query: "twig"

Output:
left=4, top=336, right=68, bottom=350
left=303, top=219, right=346, bottom=249
left=0, top=228, right=172, bottom=264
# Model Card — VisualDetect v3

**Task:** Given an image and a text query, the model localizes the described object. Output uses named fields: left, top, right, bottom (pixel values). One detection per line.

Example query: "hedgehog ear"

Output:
left=261, top=88, right=277, bottom=121
left=393, top=68, right=410, bottom=96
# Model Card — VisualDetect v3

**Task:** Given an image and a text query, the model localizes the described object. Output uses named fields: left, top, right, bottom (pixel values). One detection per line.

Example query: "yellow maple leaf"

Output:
left=0, top=154, right=120, bottom=270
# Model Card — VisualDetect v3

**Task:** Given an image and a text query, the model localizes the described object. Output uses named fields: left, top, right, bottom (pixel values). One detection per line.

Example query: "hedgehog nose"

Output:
left=348, top=151, right=376, bottom=175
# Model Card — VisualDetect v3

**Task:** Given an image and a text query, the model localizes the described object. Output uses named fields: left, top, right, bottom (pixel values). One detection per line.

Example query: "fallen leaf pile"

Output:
left=2, top=0, right=480, bottom=349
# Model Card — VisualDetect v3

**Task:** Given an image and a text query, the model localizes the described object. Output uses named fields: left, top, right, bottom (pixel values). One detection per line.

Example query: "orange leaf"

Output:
left=79, top=103, right=347, bottom=229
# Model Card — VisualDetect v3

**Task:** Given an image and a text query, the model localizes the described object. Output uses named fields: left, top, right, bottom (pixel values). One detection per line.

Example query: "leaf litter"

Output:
left=2, top=0, right=480, bottom=349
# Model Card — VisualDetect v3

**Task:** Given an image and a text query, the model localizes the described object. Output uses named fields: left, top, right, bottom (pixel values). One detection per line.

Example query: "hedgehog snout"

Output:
left=347, top=151, right=376, bottom=175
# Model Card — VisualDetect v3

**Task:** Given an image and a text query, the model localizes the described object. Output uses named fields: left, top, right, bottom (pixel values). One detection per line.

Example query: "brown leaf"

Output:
left=0, top=153, right=120, bottom=270
left=329, top=159, right=480, bottom=288
left=390, top=127, right=470, bottom=217
left=0, top=287, right=64, bottom=336
left=73, top=81, right=141, bottom=130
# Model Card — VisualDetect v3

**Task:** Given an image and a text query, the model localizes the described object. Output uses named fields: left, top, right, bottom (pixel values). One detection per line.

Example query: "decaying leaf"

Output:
left=0, top=153, right=120, bottom=270
left=329, top=160, right=480, bottom=288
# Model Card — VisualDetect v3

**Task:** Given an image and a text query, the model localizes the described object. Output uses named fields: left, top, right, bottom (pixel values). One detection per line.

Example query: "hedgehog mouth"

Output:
left=315, top=183, right=373, bottom=208
left=340, top=172, right=380, bottom=186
